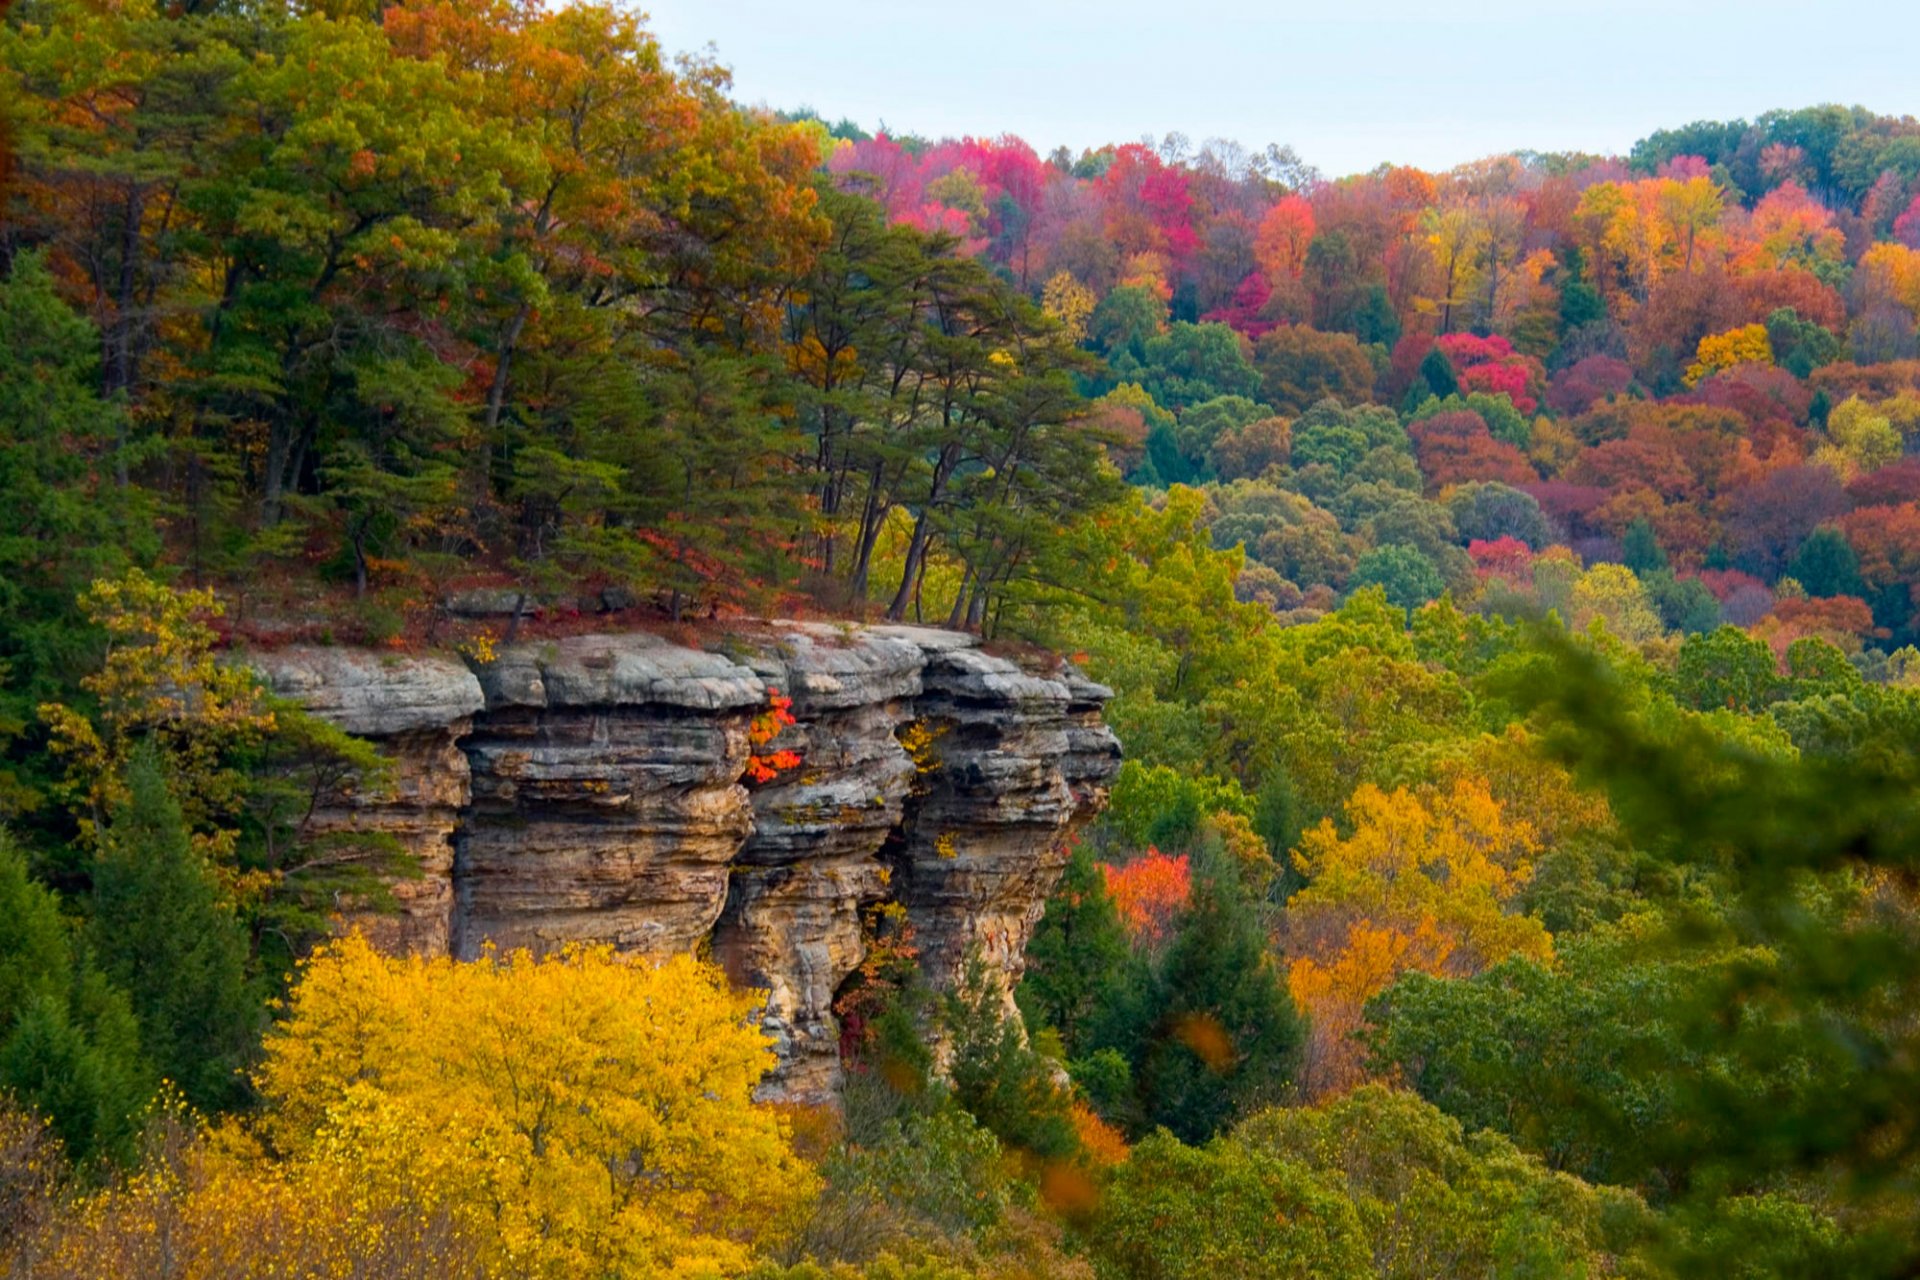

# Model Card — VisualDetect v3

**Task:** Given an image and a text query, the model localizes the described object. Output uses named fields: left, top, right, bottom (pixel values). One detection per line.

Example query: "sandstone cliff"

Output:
left=250, top=623, right=1119, bottom=1104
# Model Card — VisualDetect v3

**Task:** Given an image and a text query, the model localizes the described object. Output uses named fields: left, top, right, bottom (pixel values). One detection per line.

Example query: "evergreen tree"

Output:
left=0, top=252, right=156, bottom=817
left=86, top=754, right=261, bottom=1114
left=0, top=834, right=146, bottom=1165
left=1016, top=842, right=1130, bottom=1057
left=1788, top=526, right=1866, bottom=599
left=1098, top=846, right=1304, bottom=1142
left=1623, top=517, right=1670, bottom=576
left=1418, top=346, right=1461, bottom=401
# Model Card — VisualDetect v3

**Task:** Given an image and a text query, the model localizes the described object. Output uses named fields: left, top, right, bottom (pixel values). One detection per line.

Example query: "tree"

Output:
left=1018, top=842, right=1130, bottom=1058
left=1140, top=321, right=1262, bottom=412
left=0, top=253, right=157, bottom=818
left=1235, top=1085, right=1649, bottom=1277
left=1447, top=482, right=1551, bottom=549
left=1252, top=325, right=1376, bottom=415
left=1788, top=526, right=1866, bottom=599
left=1208, top=416, right=1291, bottom=482
left=1087, top=1130, right=1370, bottom=1279
left=0, top=833, right=145, bottom=1166
left=1623, top=517, right=1669, bottom=575
left=1095, top=849, right=1304, bottom=1142
left=1286, top=779, right=1550, bottom=1096
left=1349, top=544, right=1445, bottom=613
left=257, top=934, right=815, bottom=1277
left=86, top=752, right=260, bottom=1114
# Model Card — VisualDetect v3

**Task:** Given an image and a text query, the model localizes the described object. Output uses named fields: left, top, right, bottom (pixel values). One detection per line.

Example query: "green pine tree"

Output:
left=1017, top=842, right=1130, bottom=1058
left=86, top=753, right=261, bottom=1114
left=1098, top=845, right=1304, bottom=1142
left=0, top=834, right=147, bottom=1165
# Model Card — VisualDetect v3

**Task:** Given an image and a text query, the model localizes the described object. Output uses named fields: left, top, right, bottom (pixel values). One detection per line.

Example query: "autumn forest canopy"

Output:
left=5, top=0, right=1920, bottom=1276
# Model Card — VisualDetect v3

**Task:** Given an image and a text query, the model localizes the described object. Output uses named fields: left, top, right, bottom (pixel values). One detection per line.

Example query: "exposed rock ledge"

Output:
left=249, top=624, right=1119, bottom=1104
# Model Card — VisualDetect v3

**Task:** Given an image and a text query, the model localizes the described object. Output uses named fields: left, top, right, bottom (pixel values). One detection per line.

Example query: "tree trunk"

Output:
left=888, top=512, right=935, bottom=621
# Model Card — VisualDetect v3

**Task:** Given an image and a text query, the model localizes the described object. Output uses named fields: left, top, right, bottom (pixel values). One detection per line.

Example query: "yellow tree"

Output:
left=1857, top=242, right=1920, bottom=320
left=1041, top=270, right=1096, bottom=344
left=256, top=935, right=815, bottom=1278
left=1656, top=175, right=1726, bottom=274
left=1285, top=779, right=1550, bottom=1096
left=1684, top=323, right=1773, bottom=387
left=1419, top=202, right=1486, bottom=333
left=39, top=570, right=275, bottom=847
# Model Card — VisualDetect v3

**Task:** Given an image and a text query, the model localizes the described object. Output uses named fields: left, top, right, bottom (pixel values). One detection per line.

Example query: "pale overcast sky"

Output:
left=643, top=1, right=1920, bottom=178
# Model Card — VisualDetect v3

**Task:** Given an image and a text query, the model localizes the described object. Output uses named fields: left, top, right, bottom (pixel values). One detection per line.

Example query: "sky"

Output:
left=643, top=1, right=1920, bottom=178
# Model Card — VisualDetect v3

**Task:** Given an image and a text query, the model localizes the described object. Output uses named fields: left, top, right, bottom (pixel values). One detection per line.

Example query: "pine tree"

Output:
left=0, top=834, right=146, bottom=1165
left=86, top=754, right=261, bottom=1113
left=1623, top=516, right=1670, bottom=576
left=1096, top=845, right=1304, bottom=1141
left=1017, top=842, right=1130, bottom=1057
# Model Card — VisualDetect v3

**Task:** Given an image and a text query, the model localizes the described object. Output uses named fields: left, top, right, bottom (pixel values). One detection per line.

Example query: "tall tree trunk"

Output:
left=943, top=563, right=972, bottom=630
left=888, top=512, right=936, bottom=621
left=479, top=303, right=529, bottom=494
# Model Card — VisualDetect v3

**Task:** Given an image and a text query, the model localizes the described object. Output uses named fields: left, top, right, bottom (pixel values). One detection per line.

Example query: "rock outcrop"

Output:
left=247, top=623, right=1119, bottom=1104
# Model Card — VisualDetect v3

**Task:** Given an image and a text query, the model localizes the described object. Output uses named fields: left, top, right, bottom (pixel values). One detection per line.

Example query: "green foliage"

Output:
left=1234, top=1085, right=1651, bottom=1278
left=1091, top=848, right=1303, bottom=1141
left=1787, top=525, right=1865, bottom=599
left=1350, top=544, right=1444, bottom=613
left=1085, top=1130, right=1370, bottom=1279
left=1676, top=625, right=1780, bottom=712
left=0, top=833, right=146, bottom=1166
left=0, top=252, right=157, bottom=818
left=1623, top=517, right=1669, bottom=575
left=86, top=753, right=261, bottom=1114
left=943, top=958, right=1077, bottom=1161
left=1017, top=843, right=1129, bottom=1058
left=1139, top=322, right=1262, bottom=413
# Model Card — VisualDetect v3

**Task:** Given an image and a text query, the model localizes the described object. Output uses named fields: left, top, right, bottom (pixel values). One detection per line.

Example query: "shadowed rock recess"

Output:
left=250, top=623, right=1120, bottom=1104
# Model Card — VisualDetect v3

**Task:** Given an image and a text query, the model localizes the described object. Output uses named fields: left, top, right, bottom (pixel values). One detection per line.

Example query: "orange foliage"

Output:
left=745, top=688, right=801, bottom=784
left=1102, top=849, right=1191, bottom=945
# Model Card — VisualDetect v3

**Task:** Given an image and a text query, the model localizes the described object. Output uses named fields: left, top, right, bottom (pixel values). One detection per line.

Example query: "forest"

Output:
left=4, top=0, right=1920, bottom=1275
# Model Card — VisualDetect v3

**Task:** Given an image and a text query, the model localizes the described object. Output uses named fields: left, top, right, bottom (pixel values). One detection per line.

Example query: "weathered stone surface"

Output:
left=247, top=648, right=482, bottom=952
left=244, top=622, right=1120, bottom=1104
left=885, top=644, right=1093, bottom=1007
left=477, top=632, right=765, bottom=712
left=456, top=634, right=766, bottom=959
left=712, top=627, right=925, bottom=1102
left=249, top=647, right=484, bottom=737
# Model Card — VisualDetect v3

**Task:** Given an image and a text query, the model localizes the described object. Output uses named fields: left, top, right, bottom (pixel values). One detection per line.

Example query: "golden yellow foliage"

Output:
left=1285, top=779, right=1551, bottom=1096
left=1858, top=241, right=1920, bottom=318
left=256, top=935, right=816, bottom=1278
left=1041, top=271, right=1095, bottom=344
left=1684, top=323, right=1772, bottom=388
left=39, top=570, right=275, bottom=846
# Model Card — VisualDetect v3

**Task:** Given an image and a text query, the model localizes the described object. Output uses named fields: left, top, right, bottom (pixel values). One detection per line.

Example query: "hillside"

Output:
left=3, top=2, right=1920, bottom=1277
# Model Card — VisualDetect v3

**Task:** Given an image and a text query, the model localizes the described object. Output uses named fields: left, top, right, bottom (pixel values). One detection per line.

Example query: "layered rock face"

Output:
left=248, top=623, right=1118, bottom=1104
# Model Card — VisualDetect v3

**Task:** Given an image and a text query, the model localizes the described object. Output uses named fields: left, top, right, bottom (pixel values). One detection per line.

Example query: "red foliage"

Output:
left=1102, top=849, right=1191, bottom=946
left=1410, top=410, right=1536, bottom=489
left=1735, top=266, right=1846, bottom=333
left=1203, top=271, right=1278, bottom=338
left=1840, top=503, right=1920, bottom=590
left=1435, top=333, right=1544, bottom=414
left=1547, top=356, right=1635, bottom=417
left=745, top=688, right=802, bottom=784
left=1848, top=457, right=1920, bottom=508
left=1897, top=193, right=1920, bottom=250
left=1469, top=536, right=1536, bottom=580
left=1525, top=481, right=1611, bottom=541
left=1695, top=568, right=1770, bottom=602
